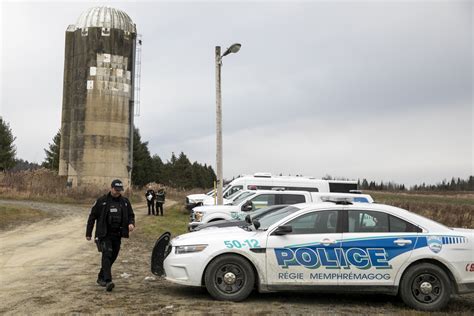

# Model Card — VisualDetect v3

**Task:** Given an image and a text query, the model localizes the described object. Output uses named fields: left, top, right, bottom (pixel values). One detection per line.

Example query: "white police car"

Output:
left=152, top=202, right=474, bottom=311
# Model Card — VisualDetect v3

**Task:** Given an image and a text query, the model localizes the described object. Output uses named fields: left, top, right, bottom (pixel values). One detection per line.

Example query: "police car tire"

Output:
left=204, top=254, right=255, bottom=301
left=399, top=263, right=451, bottom=311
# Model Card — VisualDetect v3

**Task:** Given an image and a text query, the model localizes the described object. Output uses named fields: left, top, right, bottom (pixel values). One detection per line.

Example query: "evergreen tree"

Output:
left=174, top=152, right=193, bottom=189
left=11, top=159, right=40, bottom=172
left=126, top=129, right=218, bottom=189
left=42, top=130, right=61, bottom=171
left=0, top=117, right=16, bottom=171
left=131, top=128, right=154, bottom=186
left=151, top=154, right=164, bottom=183
left=361, top=179, right=369, bottom=189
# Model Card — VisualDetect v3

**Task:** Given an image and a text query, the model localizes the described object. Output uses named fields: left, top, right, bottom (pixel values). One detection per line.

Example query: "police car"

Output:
left=152, top=202, right=474, bottom=311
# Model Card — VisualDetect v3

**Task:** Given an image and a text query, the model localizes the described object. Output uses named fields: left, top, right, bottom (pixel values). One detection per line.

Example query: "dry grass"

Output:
left=0, top=169, right=144, bottom=204
left=369, top=191, right=474, bottom=228
left=0, top=205, right=51, bottom=230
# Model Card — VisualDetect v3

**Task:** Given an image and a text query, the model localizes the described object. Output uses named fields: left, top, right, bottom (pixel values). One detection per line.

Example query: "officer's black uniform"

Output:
left=86, top=183, right=135, bottom=291
left=145, top=189, right=156, bottom=215
left=155, top=189, right=165, bottom=216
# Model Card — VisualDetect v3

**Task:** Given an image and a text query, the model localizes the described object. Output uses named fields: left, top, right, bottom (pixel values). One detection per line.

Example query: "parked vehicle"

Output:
left=185, top=173, right=358, bottom=210
left=189, top=191, right=373, bottom=231
left=201, top=189, right=252, bottom=207
left=152, top=202, right=474, bottom=311
left=193, top=204, right=289, bottom=231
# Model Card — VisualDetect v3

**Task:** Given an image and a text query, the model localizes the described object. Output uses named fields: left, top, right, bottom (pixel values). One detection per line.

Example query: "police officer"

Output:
left=145, top=186, right=156, bottom=215
left=155, top=188, right=166, bottom=216
left=86, top=179, right=135, bottom=292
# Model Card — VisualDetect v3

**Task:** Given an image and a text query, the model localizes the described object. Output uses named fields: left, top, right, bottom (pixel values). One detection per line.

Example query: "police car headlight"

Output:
left=175, top=244, right=208, bottom=254
left=195, top=211, right=204, bottom=222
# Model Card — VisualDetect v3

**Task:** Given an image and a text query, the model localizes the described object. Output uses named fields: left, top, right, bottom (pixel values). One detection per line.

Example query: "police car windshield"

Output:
left=249, top=205, right=287, bottom=219
left=222, top=184, right=230, bottom=193
left=257, top=206, right=300, bottom=230
left=231, top=192, right=256, bottom=205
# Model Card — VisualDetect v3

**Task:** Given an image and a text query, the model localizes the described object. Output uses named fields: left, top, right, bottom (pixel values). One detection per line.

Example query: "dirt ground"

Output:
left=0, top=199, right=473, bottom=315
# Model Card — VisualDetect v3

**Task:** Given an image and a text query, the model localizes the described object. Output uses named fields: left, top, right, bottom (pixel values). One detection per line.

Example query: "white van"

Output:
left=185, top=173, right=358, bottom=210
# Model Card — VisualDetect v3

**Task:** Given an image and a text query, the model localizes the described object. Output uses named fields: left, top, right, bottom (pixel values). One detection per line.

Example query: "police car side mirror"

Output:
left=241, top=201, right=253, bottom=212
left=245, top=214, right=251, bottom=224
left=253, top=219, right=261, bottom=230
left=272, top=225, right=292, bottom=235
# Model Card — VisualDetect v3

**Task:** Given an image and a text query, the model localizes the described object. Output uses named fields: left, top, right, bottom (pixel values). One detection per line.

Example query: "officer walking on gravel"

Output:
left=86, top=179, right=135, bottom=292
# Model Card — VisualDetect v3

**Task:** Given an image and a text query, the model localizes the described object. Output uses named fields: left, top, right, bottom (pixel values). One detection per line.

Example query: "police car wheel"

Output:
left=400, top=263, right=451, bottom=311
left=204, top=254, right=255, bottom=301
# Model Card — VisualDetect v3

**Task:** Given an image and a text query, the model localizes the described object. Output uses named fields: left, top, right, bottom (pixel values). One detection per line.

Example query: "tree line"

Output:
left=131, top=128, right=216, bottom=188
left=0, top=116, right=472, bottom=191
left=0, top=117, right=216, bottom=189
left=358, top=177, right=474, bottom=191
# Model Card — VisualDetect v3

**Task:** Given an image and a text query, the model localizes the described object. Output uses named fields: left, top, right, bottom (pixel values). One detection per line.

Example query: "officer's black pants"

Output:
left=147, top=200, right=155, bottom=215
left=156, top=202, right=164, bottom=216
left=98, top=236, right=121, bottom=282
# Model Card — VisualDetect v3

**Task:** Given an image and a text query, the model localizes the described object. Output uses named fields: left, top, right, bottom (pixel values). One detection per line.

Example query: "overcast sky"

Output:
left=1, top=0, right=472, bottom=186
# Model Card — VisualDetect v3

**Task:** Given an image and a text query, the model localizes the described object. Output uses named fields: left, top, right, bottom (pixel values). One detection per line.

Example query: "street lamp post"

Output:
left=215, top=43, right=241, bottom=205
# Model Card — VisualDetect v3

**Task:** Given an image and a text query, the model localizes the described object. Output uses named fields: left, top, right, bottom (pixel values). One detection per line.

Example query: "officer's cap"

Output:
left=111, top=179, right=124, bottom=191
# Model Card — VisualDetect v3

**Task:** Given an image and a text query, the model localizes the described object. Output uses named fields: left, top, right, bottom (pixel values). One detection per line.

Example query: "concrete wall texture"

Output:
left=59, top=10, right=136, bottom=189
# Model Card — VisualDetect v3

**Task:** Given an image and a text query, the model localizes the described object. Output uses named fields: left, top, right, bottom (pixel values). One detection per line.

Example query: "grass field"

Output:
left=369, top=191, right=474, bottom=228
left=0, top=205, right=51, bottom=230
left=137, top=204, right=190, bottom=240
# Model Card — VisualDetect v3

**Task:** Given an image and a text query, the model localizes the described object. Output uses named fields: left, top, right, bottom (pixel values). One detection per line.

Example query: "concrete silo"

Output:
left=59, top=6, right=137, bottom=189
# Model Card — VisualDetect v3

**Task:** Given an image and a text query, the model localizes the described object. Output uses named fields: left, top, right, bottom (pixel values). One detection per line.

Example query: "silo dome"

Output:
left=75, top=6, right=136, bottom=33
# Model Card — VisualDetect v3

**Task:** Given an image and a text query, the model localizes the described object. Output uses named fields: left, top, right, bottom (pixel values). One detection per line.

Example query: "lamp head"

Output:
left=222, top=43, right=242, bottom=57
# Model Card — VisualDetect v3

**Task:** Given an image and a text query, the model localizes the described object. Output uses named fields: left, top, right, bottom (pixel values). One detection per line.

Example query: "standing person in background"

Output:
left=145, top=186, right=156, bottom=216
left=86, top=179, right=135, bottom=292
left=155, top=187, right=166, bottom=216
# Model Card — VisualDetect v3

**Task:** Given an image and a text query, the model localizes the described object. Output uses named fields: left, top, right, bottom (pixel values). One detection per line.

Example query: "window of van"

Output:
left=280, top=194, right=306, bottom=204
left=226, top=189, right=245, bottom=201
left=223, top=185, right=243, bottom=198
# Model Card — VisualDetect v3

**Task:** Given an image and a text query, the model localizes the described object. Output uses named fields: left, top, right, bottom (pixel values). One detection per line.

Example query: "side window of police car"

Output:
left=250, top=194, right=276, bottom=210
left=389, top=215, right=422, bottom=233
left=348, top=211, right=389, bottom=233
left=286, top=210, right=338, bottom=234
left=348, top=210, right=421, bottom=233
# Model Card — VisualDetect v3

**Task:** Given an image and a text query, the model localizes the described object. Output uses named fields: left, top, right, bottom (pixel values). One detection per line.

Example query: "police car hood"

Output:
left=187, top=193, right=209, bottom=202
left=193, top=205, right=239, bottom=214
left=171, top=227, right=256, bottom=246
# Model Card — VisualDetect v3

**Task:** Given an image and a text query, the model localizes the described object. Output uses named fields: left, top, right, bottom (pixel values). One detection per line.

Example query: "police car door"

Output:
left=340, top=208, right=419, bottom=287
left=266, top=209, right=342, bottom=288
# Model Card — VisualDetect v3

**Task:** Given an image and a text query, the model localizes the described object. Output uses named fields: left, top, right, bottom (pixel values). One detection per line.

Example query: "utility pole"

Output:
left=215, top=46, right=223, bottom=205
left=215, top=43, right=241, bottom=205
